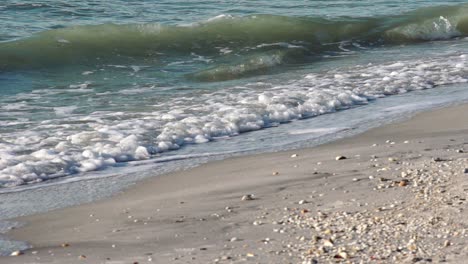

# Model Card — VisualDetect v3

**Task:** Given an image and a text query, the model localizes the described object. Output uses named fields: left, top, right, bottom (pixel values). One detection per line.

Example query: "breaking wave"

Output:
left=1, top=52, right=467, bottom=187
left=0, top=4, right=468, bottom=71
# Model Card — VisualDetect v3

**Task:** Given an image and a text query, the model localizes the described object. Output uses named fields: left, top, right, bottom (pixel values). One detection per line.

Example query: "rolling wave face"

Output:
left=188, top=49, right=310, bottom=81
left=0, top=4, right=467, bottom=72
left=0, top=16, right=373, bottom=69
left=384, top=4, right=468, bottom=42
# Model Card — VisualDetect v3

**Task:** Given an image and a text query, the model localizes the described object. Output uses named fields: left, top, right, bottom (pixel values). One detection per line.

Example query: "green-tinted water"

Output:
left=0, top=1, right=468, bottom=189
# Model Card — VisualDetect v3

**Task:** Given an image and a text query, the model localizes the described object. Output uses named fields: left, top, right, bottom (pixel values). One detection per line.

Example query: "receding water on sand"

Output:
left=1, top=39, right=468, bottom=188
left=2, top=80, right=468, bottom=215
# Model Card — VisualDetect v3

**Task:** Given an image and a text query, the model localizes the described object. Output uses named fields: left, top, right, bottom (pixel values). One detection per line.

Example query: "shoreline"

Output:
left=2, top=103, right=468, bottom=263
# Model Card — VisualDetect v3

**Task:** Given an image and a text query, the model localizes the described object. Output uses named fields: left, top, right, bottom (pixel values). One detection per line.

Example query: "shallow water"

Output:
left=1, top=0, right=468, bottom=255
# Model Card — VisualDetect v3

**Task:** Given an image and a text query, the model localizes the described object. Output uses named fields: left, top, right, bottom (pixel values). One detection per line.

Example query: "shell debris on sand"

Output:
left=278, top=155, right=468, bottom=263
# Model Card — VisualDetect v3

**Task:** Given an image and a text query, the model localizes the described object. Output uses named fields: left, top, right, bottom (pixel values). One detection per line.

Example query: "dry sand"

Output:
left=2, top=103, right=468, bottom=264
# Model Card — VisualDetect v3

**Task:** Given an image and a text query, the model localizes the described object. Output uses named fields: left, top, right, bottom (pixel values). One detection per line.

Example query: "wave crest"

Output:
left=0, top=4, right=467, bottom=72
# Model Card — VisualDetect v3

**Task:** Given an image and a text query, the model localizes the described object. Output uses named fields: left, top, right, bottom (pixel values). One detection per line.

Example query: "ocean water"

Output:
left=1, top=0, right=468, bottom=255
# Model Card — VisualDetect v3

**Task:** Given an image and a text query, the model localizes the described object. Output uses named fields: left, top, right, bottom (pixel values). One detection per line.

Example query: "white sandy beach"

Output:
left=2, top=103, right=468, bottom=264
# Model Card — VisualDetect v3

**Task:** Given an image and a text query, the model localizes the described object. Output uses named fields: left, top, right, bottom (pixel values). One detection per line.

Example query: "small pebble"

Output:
left=336, top=156, right=347, bottom=160
left=10, top=251, right=23, bottom=256
left=241, top=194, right=255, bottom=201
left=335, top=251, right=348, bottom=259
left=398, top=180, right=409, bottom=187
left=323, top=240, right=334, bottom=247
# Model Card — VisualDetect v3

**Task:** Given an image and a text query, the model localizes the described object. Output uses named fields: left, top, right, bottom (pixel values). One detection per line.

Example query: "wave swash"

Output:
left=1, top=4, right=468, bottom=188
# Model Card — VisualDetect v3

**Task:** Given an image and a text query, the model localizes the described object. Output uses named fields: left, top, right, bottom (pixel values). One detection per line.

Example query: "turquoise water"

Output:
left=2, top=1, right=466, bottom=40
left=1, top=1, right=468, bottom=256
left=0, top=1, right=468, bottom=189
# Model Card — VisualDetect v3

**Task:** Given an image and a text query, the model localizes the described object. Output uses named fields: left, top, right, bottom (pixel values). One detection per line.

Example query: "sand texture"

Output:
left=2, top=103, right=468, bottom=264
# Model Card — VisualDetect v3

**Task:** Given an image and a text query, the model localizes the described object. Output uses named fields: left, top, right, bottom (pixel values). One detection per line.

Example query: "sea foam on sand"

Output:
left=0, top=53, right=467, bottom=187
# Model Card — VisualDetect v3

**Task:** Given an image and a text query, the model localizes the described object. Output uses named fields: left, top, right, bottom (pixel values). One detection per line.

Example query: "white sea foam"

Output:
left=117, top=86, right=156, bottom=95
left=1, top=101, right=28, bottom=110
left=205, top=14, right=234, bottom=23
left=53, top=106, right=78, bottom=116
left=0, top=52, right=467, bottom=187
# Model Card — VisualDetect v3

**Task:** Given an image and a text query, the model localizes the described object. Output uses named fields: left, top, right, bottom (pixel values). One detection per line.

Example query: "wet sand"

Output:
left=2, top=103, right=468, bottom=264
